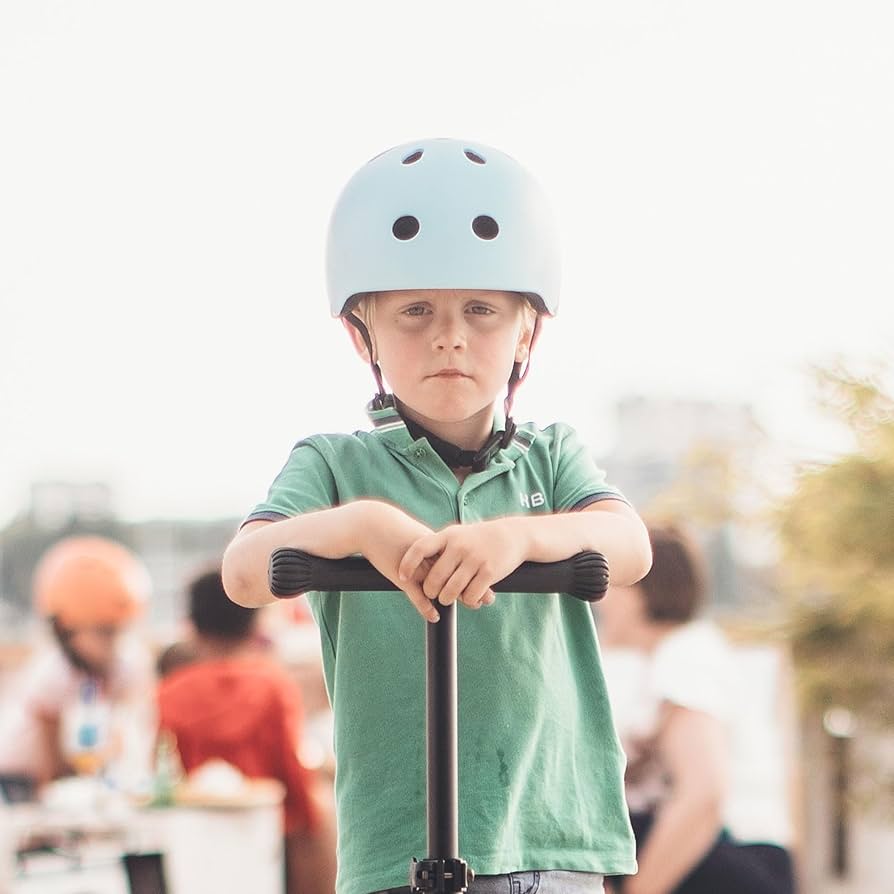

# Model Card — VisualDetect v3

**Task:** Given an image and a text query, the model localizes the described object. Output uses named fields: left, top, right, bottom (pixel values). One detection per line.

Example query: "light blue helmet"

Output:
left=326, top=138, right=561, bottom=318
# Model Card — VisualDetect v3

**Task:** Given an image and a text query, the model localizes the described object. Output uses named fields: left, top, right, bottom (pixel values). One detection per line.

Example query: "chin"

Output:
left=433, top=401, right=491, bottom=424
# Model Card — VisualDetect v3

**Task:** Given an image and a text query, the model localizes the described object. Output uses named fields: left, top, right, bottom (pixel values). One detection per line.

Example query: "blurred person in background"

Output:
left=0, top=536, right=155, bottom=792
left=598, top=523, right=796, bottom=894
left=155, top=638, right=199, bottom=679
left=156, top=568, right=337, bottom=894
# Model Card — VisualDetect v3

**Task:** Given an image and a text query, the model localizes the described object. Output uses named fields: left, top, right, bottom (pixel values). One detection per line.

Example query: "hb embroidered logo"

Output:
left=520, top=491, right=545, bottom=509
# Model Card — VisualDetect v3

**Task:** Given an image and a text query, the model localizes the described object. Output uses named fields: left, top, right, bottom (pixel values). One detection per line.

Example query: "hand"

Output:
left=398, top=519, right=527, bottom=610
left=353, top=501, right=440, bottom=622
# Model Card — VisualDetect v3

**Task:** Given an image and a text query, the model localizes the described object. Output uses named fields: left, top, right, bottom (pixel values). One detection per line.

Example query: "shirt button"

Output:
left=414, top=447, right=426, bottom=458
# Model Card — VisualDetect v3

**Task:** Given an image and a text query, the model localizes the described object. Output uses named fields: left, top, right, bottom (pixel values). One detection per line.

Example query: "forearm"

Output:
left=628, top=707, right=729, bottom=894
left=222, top=501, right=378, bottom=607
left=626, top=794, right=724, bottom=894
left=501, top=502, right=651, bottom=587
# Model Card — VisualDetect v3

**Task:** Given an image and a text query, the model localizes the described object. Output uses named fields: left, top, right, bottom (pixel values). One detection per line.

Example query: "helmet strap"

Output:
left=400, top=405, right=516, bottom=473
left=504, top=315, right=542, bottom=421
left=345, top=312, right=387, bottom=409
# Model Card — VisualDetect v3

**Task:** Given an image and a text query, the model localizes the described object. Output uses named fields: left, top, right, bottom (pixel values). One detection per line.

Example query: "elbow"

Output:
left=663, top=788, right=725, bottom=844
left=696, top=786, right=726, bottom=826
left=222, top=538, right=266, bottom=608
left=632, top=532, right=653, bottom=585
left=679, top=776, right=727, bottom=830
left=615, top=514, right=653, bottom=587
left=584, top=502, right=653, bottom=586
left=699, top=794, right=726, bottom=839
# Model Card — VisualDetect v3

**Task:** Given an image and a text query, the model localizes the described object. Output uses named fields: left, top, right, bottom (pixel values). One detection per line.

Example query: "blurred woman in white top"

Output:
left=597, top=522, right=796, bottom=894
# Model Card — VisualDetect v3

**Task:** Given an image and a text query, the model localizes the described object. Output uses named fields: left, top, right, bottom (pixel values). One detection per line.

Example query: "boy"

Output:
left=223, top=139, right=652, bottom=894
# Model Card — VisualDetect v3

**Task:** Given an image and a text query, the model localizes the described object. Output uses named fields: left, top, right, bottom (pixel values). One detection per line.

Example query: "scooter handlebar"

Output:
left=268, top=548, right=609, bottom=603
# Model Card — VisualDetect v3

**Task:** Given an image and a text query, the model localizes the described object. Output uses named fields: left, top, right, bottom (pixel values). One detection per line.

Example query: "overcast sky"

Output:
left=1, top=0, right=892, bottom=526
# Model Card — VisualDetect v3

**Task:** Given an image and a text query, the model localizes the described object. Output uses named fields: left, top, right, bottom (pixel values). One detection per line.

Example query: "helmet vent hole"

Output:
left=392, top=215, right=420, bottom=240
left=464, top=150, right=486, bottom=164
left=402, top=150, right=424, bottom=164
left=472, top=215, right=499, bottom=240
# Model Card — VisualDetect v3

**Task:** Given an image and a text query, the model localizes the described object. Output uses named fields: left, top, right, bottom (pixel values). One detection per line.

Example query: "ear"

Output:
left=342, top=317, right=373, bottom=363
left=514, top=316, right=535, bottom=363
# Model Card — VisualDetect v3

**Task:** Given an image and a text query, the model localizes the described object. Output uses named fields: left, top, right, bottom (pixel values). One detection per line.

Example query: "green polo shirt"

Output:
left=247, top=401, right=637, bottom=894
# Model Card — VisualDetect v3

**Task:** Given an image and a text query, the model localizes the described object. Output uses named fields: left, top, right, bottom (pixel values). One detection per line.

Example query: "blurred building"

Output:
left=599, top=395, right=763, bottom=506
left=28, top=481, right=116, bottom=530
left=598, top=395, right=775, bottom=614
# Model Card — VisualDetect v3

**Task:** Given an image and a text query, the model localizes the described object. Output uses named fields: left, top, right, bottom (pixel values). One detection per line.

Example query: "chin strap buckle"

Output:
left=470, top=418, right=516, bottom=472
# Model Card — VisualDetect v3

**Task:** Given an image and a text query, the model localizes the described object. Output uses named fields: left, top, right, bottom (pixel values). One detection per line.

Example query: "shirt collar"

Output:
left=365, top=394, right=532, bottom=471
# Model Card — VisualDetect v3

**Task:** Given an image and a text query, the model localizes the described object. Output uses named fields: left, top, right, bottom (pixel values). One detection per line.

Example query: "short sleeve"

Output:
left=649, top=622, right=736, bottom=722
left=244, top=440, right=340, bottom=524
left=551, top=424, right=628, bottom=512
left=600, top=647, right=653, bottom=740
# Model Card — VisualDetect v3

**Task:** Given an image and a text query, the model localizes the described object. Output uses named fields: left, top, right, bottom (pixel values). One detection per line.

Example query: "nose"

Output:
left=431, top=311, right=466, bottom=352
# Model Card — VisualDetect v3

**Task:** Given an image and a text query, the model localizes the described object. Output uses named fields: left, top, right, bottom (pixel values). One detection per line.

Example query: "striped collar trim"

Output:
left=367, top=399, right=405, bottom=433
left=511, top=427, right=534, bottom=453
left=365, top=394, right=534, bottom=460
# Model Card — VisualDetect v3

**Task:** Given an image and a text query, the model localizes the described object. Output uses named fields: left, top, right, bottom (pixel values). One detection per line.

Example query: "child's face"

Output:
left=348, top=289, right=533, bottom=428
left=59, top=624, right=119, bottom=675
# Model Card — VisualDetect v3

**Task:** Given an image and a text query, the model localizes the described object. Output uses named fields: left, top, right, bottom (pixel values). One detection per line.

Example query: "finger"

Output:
left=399, top=534, right=444, bottom=582
left=459, top=572, right=494, bottom=609
left=422, top=551, right=462, bottom=600
left=469, top=589, right=496, bottom=610
left=438, top=564, right=477, bottom=607
left=402, top=579, right=440, bottom=623
left=409, top=556, right=435, bottom=591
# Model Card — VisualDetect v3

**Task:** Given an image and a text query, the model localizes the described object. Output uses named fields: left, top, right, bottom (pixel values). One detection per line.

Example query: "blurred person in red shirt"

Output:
left=157, top=568, right=336, bottom=894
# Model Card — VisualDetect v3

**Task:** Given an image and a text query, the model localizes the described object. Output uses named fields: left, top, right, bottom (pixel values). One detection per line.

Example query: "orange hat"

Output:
left=33, top=536, right=150, bottom=628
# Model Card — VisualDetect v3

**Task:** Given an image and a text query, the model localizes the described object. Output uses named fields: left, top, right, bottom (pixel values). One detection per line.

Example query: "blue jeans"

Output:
left=371, top=869, right=605, bottom=893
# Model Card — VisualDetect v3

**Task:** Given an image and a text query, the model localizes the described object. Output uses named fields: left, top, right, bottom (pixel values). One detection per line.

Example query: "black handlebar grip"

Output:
left=269, top=549, right=609, bottom=603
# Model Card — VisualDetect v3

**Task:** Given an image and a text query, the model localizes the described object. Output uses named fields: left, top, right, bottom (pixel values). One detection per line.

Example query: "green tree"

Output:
left=777, top=362, right=894, bottom=726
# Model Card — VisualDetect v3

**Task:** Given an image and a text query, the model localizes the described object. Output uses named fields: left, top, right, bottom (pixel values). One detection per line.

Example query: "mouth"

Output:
left=430, top=369, right=469, bottom=379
